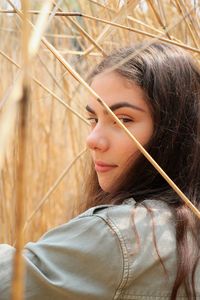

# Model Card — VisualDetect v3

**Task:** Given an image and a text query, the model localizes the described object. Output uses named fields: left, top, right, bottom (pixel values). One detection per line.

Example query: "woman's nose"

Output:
left=86, top=127, right=109, bottom=152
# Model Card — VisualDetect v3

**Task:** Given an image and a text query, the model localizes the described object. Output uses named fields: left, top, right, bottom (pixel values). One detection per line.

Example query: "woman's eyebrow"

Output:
left=85, top=101, right=145, bottom=114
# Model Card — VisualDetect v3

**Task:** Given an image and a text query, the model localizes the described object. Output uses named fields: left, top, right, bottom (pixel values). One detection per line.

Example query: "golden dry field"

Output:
left=0, top=0, right=200, bottom=246
left=0, top=1, right=200, bottom=299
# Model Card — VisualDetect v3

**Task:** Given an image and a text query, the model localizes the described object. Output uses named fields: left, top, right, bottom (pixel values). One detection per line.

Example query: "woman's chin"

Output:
left=98, top=179, right=117, bottom=193
left=97, top=173, right=119, bottom=193
left=98, top=180, right=112, bottom=193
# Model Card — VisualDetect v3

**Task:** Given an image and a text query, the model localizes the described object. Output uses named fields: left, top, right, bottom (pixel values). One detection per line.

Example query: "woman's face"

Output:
left=86, top=71, right=154, bottom=192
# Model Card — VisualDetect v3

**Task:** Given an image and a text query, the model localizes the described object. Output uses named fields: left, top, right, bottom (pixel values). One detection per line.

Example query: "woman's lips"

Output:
left=94, top=161, right=118, bottom=173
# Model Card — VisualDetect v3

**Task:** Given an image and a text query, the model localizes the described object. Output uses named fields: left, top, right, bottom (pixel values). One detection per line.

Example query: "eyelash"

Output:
left=87, top=117, right=133, bottom=125
left=87, top=117, right=98, bottom=125
left=118, top=117, right=133, bottom=123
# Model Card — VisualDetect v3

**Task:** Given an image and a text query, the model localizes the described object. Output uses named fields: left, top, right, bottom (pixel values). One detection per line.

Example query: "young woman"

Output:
left=0, top=42, right=200, bottom=299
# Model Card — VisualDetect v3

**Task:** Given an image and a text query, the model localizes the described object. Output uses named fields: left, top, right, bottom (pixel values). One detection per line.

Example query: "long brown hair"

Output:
left=84, top=42, right=200, bottom=298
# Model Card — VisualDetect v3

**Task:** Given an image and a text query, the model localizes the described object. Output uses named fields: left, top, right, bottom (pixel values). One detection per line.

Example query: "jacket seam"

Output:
left=106, top=213, right=130, bottom=299
left=79, top=213, right=128, bottom=300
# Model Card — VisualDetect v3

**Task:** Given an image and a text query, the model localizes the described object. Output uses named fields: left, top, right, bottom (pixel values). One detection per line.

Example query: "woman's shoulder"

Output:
left=79, top=198, right=177, bottom=267
left=77, top=199, right=181, bottom=298
left=79, top=198, right=175, bottom=236
left=26, top=199, right=179, bottom=298
left=80, top=197, right=173, bottom=215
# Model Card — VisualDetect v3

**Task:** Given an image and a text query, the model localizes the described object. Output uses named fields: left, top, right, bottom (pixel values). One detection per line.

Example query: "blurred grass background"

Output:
left=0, top=0, right=199, bottom=245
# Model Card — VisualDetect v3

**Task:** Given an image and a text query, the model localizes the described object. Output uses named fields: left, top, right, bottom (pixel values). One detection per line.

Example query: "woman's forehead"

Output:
left=89, top=72, right=148, bottom=112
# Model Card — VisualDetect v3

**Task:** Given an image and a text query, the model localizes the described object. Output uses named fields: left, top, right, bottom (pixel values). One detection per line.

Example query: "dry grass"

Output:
left=0, top=0, right=200, bottom=299
left=0, top=0, right=199, bottom=249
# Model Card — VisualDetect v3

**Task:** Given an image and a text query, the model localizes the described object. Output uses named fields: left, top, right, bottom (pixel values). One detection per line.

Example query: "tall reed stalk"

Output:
left=0, top=1, right=200, bottom=297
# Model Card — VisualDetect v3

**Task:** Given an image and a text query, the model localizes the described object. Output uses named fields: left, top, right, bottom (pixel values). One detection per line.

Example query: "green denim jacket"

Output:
left=0, top=199, right=199, bottom=299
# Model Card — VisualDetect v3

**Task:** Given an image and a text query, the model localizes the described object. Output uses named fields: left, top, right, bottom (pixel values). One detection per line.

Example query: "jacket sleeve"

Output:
left=0, top=213, right=124, bottom=300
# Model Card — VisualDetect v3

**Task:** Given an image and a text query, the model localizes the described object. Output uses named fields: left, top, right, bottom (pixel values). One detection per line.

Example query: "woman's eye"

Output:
left=117, top=117, right=133, bottom=124
left=87, top=117, right=98, bottom=125
left=119, top=117, right=132, bottom=123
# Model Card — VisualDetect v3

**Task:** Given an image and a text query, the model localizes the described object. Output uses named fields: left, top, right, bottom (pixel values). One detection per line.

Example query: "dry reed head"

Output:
left=0, top=0, right=200, bottom=247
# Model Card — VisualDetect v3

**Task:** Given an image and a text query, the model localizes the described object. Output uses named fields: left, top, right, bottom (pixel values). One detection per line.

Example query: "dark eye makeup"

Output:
left=87, top=116, right=133, bottom=126
left=87, top=117, right=98, bottom=125
left=118, top=117, right=133, bottom=123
